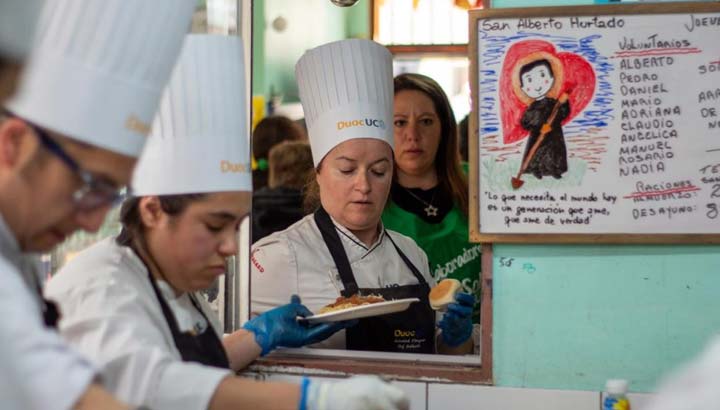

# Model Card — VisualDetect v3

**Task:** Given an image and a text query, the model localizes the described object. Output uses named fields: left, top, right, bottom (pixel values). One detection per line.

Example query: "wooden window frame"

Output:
left=249, top=244, right=494, bottom=384
left=247, top=0, right=495, bottom=384
left=371, top=0, right=491, bottom=56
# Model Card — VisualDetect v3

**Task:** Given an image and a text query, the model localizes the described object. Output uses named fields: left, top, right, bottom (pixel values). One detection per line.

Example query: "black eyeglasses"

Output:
left=7, top=112, right=126, bottom=211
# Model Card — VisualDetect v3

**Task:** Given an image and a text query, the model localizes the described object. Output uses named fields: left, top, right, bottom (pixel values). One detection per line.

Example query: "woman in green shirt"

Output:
left=382, top=73, right=481, bottom=324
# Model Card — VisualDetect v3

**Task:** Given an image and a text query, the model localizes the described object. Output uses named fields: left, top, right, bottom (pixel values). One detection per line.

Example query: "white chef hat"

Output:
left=0, top=0, right=43, bottom=61
left=131, top=35, right=251, bottom=196
left=295, top=39, right=393, bottom=167
left=5, top=0, right=196, bottom=157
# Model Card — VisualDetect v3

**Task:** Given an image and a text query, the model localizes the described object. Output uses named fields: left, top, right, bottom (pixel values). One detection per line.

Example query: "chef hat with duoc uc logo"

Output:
left=5, top=0, right=196, bottom=157
left=295, top=39, right=394, bottom=167
left=131, top=35, right=251, bottom=196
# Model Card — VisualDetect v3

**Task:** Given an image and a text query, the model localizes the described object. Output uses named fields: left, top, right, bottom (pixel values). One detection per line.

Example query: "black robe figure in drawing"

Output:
left=520, top=97, right=570, bottom=179
left=518, top=59, right=570, bottom=179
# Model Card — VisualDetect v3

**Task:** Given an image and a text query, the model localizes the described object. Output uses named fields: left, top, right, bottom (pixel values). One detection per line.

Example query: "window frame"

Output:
left=371, top=0, right=491, bottom=54
left=242, top=244, right=494, bottom=384
left=242, top=0, right=494, bottom=384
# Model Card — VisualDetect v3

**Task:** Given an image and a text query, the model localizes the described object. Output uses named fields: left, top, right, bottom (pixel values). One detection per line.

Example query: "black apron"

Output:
left=32, top=280, right=60, bottom=329
left=314, top=207, right=436, bottom=354
left=146, top=270, right=230, bottom=369
left=42, top=296, right=61, bottom=328
left=37, top=284, right=60, bottom=328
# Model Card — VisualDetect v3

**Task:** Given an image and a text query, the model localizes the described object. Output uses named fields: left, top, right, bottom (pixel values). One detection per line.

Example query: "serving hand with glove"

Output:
left=210, top=373, right=409, bottom=410
left=299, top=376, right=409, bottom=410
left=437, top=292, right=475, bottom=353
left=243, top=295, right=356, bottom=355
left=214, top=296, right=407, bottom=410
left=222, top=295, right=354, bottom=370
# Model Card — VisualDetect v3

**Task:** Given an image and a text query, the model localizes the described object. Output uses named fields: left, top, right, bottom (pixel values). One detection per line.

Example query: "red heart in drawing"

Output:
left=499, top=40, right=596, bottom=144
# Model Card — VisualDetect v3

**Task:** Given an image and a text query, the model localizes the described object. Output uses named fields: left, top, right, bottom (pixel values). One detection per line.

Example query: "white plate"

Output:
left=301, top=298, right=421, bottom=324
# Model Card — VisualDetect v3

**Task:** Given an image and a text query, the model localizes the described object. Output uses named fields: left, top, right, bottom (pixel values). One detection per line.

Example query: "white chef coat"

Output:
left=251, top=213, right=437, bottom=349
left=0, top=213, right=96, bottom=410
left=45, top=237, right=232, bottom=410
left=645, top=335, right=720, bottom=410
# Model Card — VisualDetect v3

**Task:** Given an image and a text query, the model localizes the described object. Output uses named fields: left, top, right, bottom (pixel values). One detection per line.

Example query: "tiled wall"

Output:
left=252, top=372, right=654, bottom=410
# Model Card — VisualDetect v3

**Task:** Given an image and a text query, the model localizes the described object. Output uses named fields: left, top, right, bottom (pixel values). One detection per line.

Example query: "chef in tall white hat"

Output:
left=0, top=0, right=43, bottom=102
left=251, top=39, right=473, bottom=355
left=0, top=0, right=195, bottom=409
left=46, top=34, right=409, bottom=410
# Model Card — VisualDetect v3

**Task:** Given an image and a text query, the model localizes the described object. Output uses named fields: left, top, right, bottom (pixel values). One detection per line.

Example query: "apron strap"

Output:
left=385, top=233, right=428, bottom=286
left=146, top=269, right=187, bottom=337
left=313, top=207, right=358, bottom=297
left=35, top=282, right=60, bottom=328
left=314, top=207, right=428, bottom=295
left=132, top=245, right=222, bottom=346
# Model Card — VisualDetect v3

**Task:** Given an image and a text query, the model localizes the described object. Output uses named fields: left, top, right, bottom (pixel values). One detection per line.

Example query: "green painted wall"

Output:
left=252, top=0, right=266, bottom=100
left=252, top=0, right=370, bottom=103
left=493, top=244, right=720, bottom=392
left=490, top=0, right=720, bottom=394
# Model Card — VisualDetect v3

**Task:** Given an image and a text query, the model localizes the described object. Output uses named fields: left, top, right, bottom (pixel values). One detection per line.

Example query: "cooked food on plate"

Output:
left=318, top=294, right=386, bottom=314
left=429, top=278, right=461, bottom=310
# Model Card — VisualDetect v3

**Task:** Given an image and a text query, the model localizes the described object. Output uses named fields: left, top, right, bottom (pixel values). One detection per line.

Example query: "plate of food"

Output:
left=301, top=295, right=420, bottom=324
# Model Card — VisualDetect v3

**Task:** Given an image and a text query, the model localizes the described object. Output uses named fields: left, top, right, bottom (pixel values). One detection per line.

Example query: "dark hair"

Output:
left=252, top=116, right=306, bottom=190
left=519, top=59, right=553, bottom=86
left=393, top=73, right=468, bottom=217
left=269, top=141, right=313, bottom=189
left=458, top=114, right=469, bottom=163
left=116, top=194, right=206, bottom=247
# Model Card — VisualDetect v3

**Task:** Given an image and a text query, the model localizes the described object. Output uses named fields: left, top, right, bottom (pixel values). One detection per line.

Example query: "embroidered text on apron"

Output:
left=314, top=207, right=435, bottom=353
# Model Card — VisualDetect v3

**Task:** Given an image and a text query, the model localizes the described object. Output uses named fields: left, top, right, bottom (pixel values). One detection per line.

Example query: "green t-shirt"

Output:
left=382, top=200, right=481, bottom=322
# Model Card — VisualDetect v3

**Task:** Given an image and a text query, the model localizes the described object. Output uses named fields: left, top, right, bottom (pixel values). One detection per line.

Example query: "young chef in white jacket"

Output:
left=46, top=34, right=410, bottom=410
left=0, top=1, right=194, bottom=409
left=251, top=39, right=475, bottom=354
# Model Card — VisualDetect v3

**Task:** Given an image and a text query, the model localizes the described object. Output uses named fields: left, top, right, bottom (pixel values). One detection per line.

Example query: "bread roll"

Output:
left=429, top=279, right=461, bottom=310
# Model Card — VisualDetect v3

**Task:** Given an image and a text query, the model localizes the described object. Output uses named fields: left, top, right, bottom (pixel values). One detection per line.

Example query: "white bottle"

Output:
left=603, top=379, right=631, bottom=410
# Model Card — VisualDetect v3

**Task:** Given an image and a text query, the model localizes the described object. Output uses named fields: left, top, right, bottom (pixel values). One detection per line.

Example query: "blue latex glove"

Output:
left=438, top=292, right=474, bottom=347
left=243, top=295, right=355, bottom=356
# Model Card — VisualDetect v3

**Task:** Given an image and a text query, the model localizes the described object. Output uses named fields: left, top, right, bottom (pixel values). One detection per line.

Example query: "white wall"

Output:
left=244, top=371, right=654, bottom=410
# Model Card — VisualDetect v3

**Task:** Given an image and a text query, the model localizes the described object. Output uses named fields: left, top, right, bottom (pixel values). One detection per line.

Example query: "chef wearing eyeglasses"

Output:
left=0, top=0, right=195, bottom=409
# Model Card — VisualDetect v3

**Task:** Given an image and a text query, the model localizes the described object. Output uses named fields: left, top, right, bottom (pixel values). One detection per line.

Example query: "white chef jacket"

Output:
left=645, top=335, right=720, bottom=410
left=251, top=213, right=436, bottom=349
left=45, top=237, right=231, bottom=410
left=0, top=213, right=96, bottom=410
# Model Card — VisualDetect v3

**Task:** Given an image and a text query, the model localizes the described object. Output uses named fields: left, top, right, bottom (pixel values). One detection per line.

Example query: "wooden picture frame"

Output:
left=468, top=2, right=720, bottom=244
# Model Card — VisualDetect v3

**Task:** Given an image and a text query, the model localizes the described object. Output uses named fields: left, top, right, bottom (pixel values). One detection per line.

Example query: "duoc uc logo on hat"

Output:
left=6, top=0, right=196, bottom=157
left=295, top=39, right=394, bottom=167
left=131, top=34, right=251, bottom=196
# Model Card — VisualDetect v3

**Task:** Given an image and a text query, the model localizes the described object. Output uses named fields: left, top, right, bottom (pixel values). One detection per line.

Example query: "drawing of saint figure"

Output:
left=513, top=52, right=570, bottom=180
